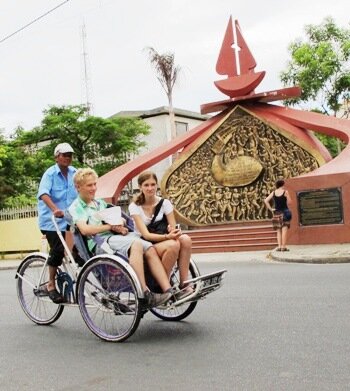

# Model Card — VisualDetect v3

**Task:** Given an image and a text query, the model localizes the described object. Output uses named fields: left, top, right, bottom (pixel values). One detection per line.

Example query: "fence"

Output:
left=0, top=205, right=38, bottom=221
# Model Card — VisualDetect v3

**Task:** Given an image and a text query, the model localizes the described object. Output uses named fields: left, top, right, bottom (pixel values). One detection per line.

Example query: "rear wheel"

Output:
left=77, top=257, right=142, bottom=342
left=150, top=260, right=199, bottom=321
left=16, top=255, right=64, bottom=325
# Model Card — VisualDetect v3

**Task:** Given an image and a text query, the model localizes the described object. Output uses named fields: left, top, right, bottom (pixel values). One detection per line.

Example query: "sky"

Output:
left=0, top=0, right=349, bottom=137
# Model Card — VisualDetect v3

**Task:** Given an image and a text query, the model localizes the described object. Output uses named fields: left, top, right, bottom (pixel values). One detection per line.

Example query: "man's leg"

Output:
left=43, top=231, right=66, bottom=302
left=128, top=240, right=148, bottom=292
left=107, top=236, right=173, bottom=307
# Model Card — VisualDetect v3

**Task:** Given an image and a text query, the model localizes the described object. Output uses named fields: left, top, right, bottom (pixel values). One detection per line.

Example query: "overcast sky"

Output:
left=0, top=0, right=349, bottom=136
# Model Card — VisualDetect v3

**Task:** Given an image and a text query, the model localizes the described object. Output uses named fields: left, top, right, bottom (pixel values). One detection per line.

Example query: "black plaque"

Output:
left=298, top=188, right=343, bottom=226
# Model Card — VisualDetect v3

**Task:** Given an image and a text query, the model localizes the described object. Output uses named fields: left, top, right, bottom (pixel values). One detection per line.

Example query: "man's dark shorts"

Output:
left=41, top=230, right=66, bottom=267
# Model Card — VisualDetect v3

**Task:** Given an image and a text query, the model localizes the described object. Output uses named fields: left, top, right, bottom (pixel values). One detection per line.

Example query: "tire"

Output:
left=77, top=257, right=142, bottom=342
left=16, top=255, right=64, bottom=325
left=150, top=260, right=199, bottom=321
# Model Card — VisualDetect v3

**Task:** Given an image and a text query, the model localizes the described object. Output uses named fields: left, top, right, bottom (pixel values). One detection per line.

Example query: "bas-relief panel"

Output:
left=161, top=106, right=324, bottom=226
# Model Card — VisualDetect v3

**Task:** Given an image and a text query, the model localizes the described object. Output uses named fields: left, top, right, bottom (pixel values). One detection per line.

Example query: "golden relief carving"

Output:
left=161, top=106, right=326, bottom=226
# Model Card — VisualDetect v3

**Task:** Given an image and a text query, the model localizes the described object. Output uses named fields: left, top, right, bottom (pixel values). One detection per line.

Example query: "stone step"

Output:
left=191, top=242, right=277, bottom=253
left=184, top=221, right=277, bottom=253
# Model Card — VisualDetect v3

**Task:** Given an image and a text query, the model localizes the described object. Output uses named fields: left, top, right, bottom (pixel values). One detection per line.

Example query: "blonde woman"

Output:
left=129, top=171, right=193, bottom=299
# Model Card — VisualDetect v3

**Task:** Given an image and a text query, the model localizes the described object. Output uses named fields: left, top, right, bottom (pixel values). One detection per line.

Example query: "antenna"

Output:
left=81, top=22, right=93, bottom=115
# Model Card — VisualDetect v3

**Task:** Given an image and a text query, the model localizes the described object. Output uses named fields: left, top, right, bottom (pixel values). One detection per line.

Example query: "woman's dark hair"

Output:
left=275, top=179, right=285, bottom=188
left=134, top=170, right=158, bottom=205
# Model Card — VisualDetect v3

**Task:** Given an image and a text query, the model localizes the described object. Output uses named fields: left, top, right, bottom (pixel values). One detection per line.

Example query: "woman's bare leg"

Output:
left=144, top=246, right=171, bottom=292
left=281, top=226, right=289, bottom=249
left=177, top=234, right=192, bottom=286
left=154, top=240, right=180, bottom=277
left=276, top=228, right=282, bottom=249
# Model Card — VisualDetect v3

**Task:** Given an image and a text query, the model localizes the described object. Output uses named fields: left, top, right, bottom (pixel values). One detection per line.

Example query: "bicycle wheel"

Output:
left=77, top=257, right=142, bottom=342
left=16, top=255, right=64, bottom=325
left=150, top=260, right=199, bottom=321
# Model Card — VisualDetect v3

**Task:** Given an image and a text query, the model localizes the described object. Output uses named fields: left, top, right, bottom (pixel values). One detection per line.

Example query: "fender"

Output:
left=75, top=253, right=144, bottom=302
left=14, top=252, right=48, bottom=278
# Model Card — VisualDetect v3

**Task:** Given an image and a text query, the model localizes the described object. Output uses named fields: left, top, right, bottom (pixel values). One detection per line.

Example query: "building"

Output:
left=110, top=106, right=209, bottom=192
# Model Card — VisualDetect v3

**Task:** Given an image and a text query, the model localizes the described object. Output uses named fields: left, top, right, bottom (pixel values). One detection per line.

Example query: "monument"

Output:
left=97, top=17, right=350, bottom=246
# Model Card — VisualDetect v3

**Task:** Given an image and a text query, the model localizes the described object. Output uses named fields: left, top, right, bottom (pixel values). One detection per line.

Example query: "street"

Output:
left=1, top=258, right=350, bottom=390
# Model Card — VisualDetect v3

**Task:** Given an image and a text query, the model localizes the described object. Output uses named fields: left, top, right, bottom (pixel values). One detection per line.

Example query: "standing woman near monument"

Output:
left=264, top=179, right=292, bottom=251
left=129, top=170, right=194, bottom=299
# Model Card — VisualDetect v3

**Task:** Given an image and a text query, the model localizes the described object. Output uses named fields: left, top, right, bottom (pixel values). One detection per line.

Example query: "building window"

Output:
left=175, top=121, right=188, bottom=136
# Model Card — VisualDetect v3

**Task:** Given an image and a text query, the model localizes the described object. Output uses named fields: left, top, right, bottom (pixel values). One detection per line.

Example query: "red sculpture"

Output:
left=214, top=17, right=265, bottom=98
left=97, top=17, right=350, bottom=246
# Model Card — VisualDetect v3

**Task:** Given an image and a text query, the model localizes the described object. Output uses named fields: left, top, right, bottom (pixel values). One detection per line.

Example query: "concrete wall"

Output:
left=0, top=217, right=43, bottom=257
left=287, top=173, right=350, bottom=245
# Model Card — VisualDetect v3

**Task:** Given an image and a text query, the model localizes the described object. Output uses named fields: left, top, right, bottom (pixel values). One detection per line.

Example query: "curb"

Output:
left=270, top=254, right=350, bottom=264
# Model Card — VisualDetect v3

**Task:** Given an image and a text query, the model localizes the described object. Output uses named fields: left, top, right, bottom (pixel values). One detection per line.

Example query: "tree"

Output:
left=0, top=134, right=37, bottom=207
left=280, top=17, right=350, bottom=154
left=145, top=47, right=181, bottom=141
left=16, top=104, right=151, bottom=175
left=0, top=105, right=151, bottom=208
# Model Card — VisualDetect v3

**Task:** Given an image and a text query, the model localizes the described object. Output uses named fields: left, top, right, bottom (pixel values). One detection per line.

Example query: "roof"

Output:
left=110, top=106, right=210, bottom=121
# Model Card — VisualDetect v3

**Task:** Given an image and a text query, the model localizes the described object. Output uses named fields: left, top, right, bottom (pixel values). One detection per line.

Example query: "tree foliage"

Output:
left=281, top=17, right=350, bottom=115
left=0, top=134, right=37, bottom=207
left=16, top=105, right=150, bottom=171
left=280, top=17, right=350, bottom=155
left=1, top=105, right=150, bottom=208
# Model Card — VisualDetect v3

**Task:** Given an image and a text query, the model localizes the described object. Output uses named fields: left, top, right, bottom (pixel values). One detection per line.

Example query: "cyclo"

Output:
left=15, top=214, right=226, bottom=342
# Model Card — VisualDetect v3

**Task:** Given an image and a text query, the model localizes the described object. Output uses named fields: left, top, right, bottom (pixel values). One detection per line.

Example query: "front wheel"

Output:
left=16, top=255, right=64, bottom=325
left=150, top=260, right=199, bottom=321
left=77, top=257, right=142, bottom=342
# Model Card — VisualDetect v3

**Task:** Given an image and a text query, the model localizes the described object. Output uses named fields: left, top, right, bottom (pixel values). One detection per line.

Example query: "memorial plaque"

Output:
left=298, top=188, right=343, bottom=226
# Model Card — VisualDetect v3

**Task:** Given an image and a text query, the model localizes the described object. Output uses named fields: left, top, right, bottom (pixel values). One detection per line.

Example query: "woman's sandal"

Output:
left=176, top=284, right=194, bottom=300
left=281, top=248, right=290, bottom=252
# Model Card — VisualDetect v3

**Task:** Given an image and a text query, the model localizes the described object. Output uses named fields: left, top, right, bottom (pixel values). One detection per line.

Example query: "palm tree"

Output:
left=145, top=47, right=181, bottom=141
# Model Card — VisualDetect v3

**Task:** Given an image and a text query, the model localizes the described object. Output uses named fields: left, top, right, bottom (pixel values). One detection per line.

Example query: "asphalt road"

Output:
left=2, top=259, right=350, bottom=391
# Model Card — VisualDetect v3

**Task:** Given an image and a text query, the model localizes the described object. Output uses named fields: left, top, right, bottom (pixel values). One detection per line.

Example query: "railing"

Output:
left=0, top=205, right=38, bottom=221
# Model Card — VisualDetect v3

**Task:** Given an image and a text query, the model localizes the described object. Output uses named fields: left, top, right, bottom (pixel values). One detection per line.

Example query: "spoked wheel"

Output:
left=150, top=260, right=199, bottom=321
left=77, top=257, right=142, bottom=342
left=16, top=255, right=64, bottom=325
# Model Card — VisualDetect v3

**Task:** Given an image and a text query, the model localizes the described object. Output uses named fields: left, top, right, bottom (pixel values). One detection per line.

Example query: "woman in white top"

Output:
left=129, top=171, right=193, bottom=298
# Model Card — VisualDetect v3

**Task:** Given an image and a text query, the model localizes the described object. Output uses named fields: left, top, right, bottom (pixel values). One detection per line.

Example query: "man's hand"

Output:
left=53, top=209, right=64, bottom=218
left=111, top=225, right=128, bottom=236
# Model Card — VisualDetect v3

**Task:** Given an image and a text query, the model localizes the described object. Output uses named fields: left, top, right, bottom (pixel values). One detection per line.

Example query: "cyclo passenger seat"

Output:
left=64, top=207, right=134, bottom=267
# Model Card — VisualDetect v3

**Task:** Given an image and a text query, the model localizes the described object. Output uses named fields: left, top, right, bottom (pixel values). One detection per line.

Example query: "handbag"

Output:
left=147, top=199, right=168, bottom=234
left=283, top=209, right=292, bottom=222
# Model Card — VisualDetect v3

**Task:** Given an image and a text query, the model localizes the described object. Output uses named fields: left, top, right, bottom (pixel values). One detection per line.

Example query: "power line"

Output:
left=0, top=0, right=71, bottom=45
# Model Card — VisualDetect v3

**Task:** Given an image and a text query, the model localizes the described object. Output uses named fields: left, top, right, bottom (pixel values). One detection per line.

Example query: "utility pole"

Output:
left=81, top=22, right=93, bottom=115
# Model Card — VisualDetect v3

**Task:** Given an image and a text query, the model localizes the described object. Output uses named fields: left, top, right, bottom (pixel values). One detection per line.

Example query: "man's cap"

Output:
left=54, top=143, right=74, bottom=156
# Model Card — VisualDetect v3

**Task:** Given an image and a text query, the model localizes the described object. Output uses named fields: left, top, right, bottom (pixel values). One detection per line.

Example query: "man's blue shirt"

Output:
left=37, top=164, right=77, bottom=231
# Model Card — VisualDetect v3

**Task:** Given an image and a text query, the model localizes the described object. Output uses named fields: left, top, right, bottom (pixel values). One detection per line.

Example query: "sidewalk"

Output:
left=2, top=243, right=350, bottom=270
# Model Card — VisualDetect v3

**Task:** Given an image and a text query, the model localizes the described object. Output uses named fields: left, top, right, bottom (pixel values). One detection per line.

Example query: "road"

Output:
left=1, top=258, right=350, bottom=391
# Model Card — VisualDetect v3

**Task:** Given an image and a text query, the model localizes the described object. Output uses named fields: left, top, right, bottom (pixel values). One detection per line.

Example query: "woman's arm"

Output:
left=131, top=215, right=180, bottom=242
left=264, top=192, right=274, bottom=213
left=285, top=190, right=292, bottom=206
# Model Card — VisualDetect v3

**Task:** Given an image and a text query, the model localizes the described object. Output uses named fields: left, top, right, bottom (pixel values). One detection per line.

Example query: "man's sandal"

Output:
left=48, top=289, right=65, bottom=304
